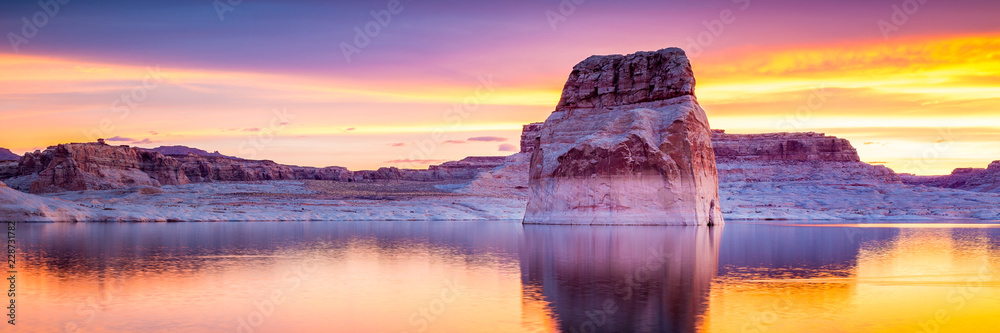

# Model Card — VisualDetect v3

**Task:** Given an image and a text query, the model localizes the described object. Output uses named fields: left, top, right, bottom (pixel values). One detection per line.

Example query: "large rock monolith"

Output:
left=524, top=48, right=723, bottom=225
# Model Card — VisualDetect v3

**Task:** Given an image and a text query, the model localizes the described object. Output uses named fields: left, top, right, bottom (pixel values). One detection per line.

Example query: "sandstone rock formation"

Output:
left=6, top=142, right=190, bottom=193
left=471, top=120, right=962, bottom=220
left=460, top=125, right=542, bottom=197
left=901, top=160, right=1000, bottom=193
left=712, top=130, right=860, bottom=162
left=0, top=161, right=17, bottom=181
left=712, top=130, right=901, bottom=185
left=519, top=123, right=544, bottom=154
left=1, top=141, right=508, bottom=194
left=147, top=145, right=233, bottom=158
left=524, top=48, right=723, bottom=226
left=460, top=153, right=530, bottom=197
left=0, top=148, right=19, bottom=161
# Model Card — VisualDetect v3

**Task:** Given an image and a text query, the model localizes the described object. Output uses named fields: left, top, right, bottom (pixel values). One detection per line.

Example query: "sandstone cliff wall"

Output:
left=1, top=143, right=507, bottom=194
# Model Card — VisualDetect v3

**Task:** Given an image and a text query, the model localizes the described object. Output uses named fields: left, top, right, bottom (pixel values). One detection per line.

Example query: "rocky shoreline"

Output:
left=3, top=125, right=998, bottom=222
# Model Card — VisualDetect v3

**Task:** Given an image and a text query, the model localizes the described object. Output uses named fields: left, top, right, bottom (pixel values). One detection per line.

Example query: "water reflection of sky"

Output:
left=17, top=221, right=1000, bottom=332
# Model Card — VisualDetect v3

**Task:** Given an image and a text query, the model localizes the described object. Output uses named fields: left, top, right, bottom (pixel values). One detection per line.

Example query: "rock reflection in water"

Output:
left=521, top=225, right=722, bottom=332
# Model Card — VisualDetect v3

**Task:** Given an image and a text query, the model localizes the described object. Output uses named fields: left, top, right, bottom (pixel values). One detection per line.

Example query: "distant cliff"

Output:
left=0, top=142, right=506, bottom=194
left=146, top=145, right=234, bottom=158
left=901, top=161, right=1000, bottom=193
left=712, top=130, right=860, bottom=162
left=0, top=148, right=19, bottom=161
left=711, top=130, right=900, bottom=184
left=9, top=142, right=189, bottom=193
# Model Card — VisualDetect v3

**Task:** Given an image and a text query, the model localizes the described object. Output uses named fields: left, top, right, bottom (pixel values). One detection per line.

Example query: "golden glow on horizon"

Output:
left=693, top=34, right=1000, bottom=175
left=1, top=34, right=998, bottom=173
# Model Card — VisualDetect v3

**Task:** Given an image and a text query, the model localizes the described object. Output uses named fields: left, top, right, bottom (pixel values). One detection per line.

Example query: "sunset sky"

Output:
left=1, top=0, right=998, bottom=175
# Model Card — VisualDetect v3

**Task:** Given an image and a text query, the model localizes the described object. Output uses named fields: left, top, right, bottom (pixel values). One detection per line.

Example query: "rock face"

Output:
left=0, top=161, right=17, bottom=180
left=460, top=153, right=531, bottom=197
left=0, top=181, right=91, bottom=222
left=519, top=123, right=544, bottom=154
left=147, top=145, right=233, bottom=158
left=0, top=148, right=19, bottom=161
left=524, top=48, right=723, bottom=226
left=712, top=130, right=860, bottom=162
left=712, top=130, right=900, bottom=185
left=901, top=161, right=1000, bottom=193
left=1, top=141, right=508, bottom=193
left=10, top=142, right=190, bottom=194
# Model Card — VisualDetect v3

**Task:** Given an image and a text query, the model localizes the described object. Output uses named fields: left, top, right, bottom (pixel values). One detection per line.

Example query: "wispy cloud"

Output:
left=498, top=143, right=517, bottom=152
left=468, top=136, right=507, bottom=142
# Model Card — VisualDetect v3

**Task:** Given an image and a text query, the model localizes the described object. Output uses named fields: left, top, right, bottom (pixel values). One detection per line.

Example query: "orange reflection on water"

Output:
left=701, top=227, right=1000, bottom=333
left=773, top=223, right=1000, bottom=229
left=18, top=222, right=1000, bottom=332
left=18, top=222, right=558, bottom=333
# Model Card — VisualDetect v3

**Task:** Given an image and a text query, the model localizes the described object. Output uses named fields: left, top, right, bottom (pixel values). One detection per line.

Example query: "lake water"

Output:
left=16, top=221, right=1000, bottom=332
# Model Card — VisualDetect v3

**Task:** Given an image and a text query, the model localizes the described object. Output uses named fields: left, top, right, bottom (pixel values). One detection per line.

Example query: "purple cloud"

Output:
left=243, top=128, right=261, bottom=132
left=105, top=136, right=134, bottom=142
left=132, top=138, right=155, bottom=144
left=498, top=143, right=517, bottom=152
left=389, top=143, right=406, bottom=147
left=467, top=136, right=507, bottom=142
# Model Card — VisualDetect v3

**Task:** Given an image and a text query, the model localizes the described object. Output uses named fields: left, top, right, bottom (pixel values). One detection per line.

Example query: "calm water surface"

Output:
left=17, top=221, right=1000, bottom=332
